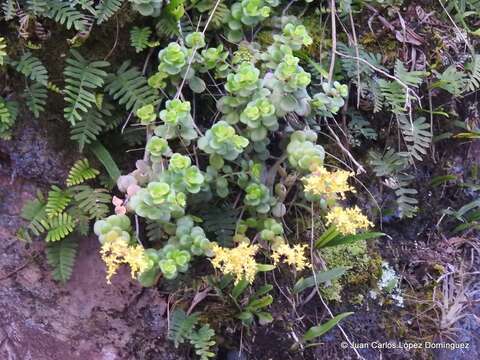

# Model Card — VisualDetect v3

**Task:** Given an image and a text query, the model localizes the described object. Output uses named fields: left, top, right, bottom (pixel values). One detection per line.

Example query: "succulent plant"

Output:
left=279, top=23, right=313, bottom=51
left=226, top=0, right=280, bottom=42
left=244, top=182, right=275, bottom=214
left=287, top=130, right=325, bottom=172
left=129, top=0, right=163, bottom=17
left=129, top=182, right=186, bottom=221
left=185, top=32, right=206, bottom=49
left=199, top=45, right=229, bottom=77
left=311, top=81, right=349, bottom=117
left=94, top=214, right=132, bottom=244
left=146, top=136, right=172, bottom=159
left=136, top=104, right=157, bottom=124
left=155, top=99, right=198, bottom=142
left=260, top=218, right=284, bottom=241
left=166, top=153, right=205, bottom=194
left=155, top=216, right=211, bottom=279
left=198, top=121, right=249, bottom=162
left=225, top=62, right=261, bottom=97
left=158, top=42, right=188, bottom=75
left=240, top=96, right=278, bottom=141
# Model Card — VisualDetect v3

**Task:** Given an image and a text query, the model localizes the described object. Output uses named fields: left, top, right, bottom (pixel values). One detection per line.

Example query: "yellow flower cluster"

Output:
left=210, top=242, right=259, bottom=284
left=302, top=166, right=354, bottom=199
left=272, top=243, right=309, bottom=271
left=325, top=206, right=373, bottom=235
left=100, top=237, right=150, bottom=283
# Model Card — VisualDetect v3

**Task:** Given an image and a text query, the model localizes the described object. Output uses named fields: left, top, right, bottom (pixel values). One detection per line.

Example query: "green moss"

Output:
left=319, top=240, right=382, bottom=302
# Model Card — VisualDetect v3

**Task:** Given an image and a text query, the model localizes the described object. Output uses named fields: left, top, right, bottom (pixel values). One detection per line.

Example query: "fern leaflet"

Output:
left=394, top=60, right=426, bottom=88
left=168, top=309, right=199, bottom=347
left=44, top=213, right=76, bottom=242
left=96, top=0, right=124, bottom=24
left=70, top=103, right=112, bottom=151
left=130, top=26, right=152, bottom=53
left=19, top=191, right=48, bottom=239
left=72, top=185, right=111, bottom=220
left=369, top=149, right=407, bottom=177
left=47, top=1, right=87, bottom=31
left=63, top=50, right=109, bottom=125
left=106, top=61, right=159, bottom=112
left=14, top=52, right=49, bottom=85
left=398, top=115, right=432, bottom=161
left=197, top=204, right=238, bottom=246
left=431, top=65, right=466, bottom=96
left=0, top=37, right=6, bottom=65
left=26, top=0, right=48, bottom=16
left=24, top=82, right=47, bottom=118
left=190, top=325, right=216, bottom=360
left=46, top=185, right=72, bottom=218
left=465, top=54, right=480, bottom=91
left=393, top=174, right=418, bottom=218
left=66, top=158, right=100, bottom=186
left=46, top=237, right=78, bottom=282
left=1, top=0, right=16, bottom=20
left=0, top=98, right=18, bottom=140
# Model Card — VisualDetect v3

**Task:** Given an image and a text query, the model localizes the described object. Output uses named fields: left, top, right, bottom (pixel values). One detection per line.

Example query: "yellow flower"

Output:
left=302, top=166, right=354, bottom=199
left=100, top=238, right=149, bottom=283
left=325, top=206, right=373, bottom=235
left=100, top=237, right=128, bottom=283
left=123, top=245, right=150, bottom=279
left=272, top=243, right=309, bottom=271
left=210, top=242, right=260, bottom=284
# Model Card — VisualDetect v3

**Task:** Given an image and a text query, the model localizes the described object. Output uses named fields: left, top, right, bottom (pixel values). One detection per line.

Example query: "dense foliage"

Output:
left=3, top=0, right=480, bottom=358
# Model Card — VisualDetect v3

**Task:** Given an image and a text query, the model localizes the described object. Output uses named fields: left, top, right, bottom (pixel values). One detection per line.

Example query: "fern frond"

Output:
left=14, top=52, right=49, bottom=85
left=96, top=0, right=124, bottom=24
left=0, top=98, right=18, bottom=140
left=66, top=158, right=100, bottom=186
left=24, top=82, right=47, bottom=118
left=168, top=309, right=199, bottom=347
left=195, top=0, right=229, bottom=29
left=130, top=26, right=152, bottom=53
left=72, top=185, right=111, bottom=219
left=155, top=17, right=193, bottom=39
left=146, top=220, right=165, bottom=242
left=70, top=103, right=112, bottom=151
left=1, top=0, right=16, bottom=20
left=47, top=1, right=86, bottom=31
left=347, top=111, right=377, bottom=146
left=197, top=204, right=238, bottom=246
left=465, top=54, right=480, bottom=91
left=105, top=61, right=159, bottom=112
left=46, top=185, right=72, bottom=218
left=369, top=80, right=383, bottom=113
left=190, top=325, right=216, bottom=360
left=72, top=0, right=96, bottom=14
left=0, top=97, right=12, bottom=124
left=26, top=0, right=48, bottom=16
left=63, top=50, right=109, bottom=125
left=432, top=65, right=466, bottom=96
left=46, top=237, right=78, bottom=282
left=20, top=191, right=48, bottom=239
left=337, top=42, right=385, bottom=78
left=394, top=60, right=426, bottom=88
left=369, top=149, right=408, bottom=177
left=45, top=213, right=76, bottom=242
left=398, top=115, right=432, bottom=161
left=393, top=174, right=418, bottom=218
left=378, top=79, right=406, bottom=114
left=0, top=37, right=7, bottom=65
